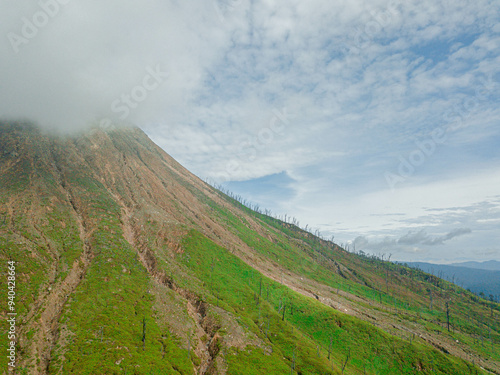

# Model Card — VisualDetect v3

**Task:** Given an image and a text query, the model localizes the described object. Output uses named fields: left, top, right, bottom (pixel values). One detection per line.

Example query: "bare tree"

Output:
left=290, top=346, right=296, bottom=375
left=385, top=267, right=389, bottom=294
left=328, top=337, right=332, bottom=360
left=446, top=302, right=450, bottom=332
left=142, top=317, right=147, bottom=350
left=341, top=348, right=351, bottom=374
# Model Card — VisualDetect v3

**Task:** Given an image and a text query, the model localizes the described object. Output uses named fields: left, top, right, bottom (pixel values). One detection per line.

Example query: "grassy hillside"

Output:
left=208, top=190, right=500, bottom=373
left=0, top=122, right=498, bottom=374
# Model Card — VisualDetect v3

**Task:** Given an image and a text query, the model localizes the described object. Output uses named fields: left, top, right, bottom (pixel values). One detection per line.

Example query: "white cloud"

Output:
left=0, top=0, right=241, bottom=130
left=1, top=0, right=499, bottom=262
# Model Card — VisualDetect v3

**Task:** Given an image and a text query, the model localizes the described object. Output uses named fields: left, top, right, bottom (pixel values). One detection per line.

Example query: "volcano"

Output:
left=0, top=121, right=498, bottom=374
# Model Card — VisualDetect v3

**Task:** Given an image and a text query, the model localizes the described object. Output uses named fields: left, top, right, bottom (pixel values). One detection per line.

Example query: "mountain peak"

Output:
left=1, top=121, right=499, bottom=374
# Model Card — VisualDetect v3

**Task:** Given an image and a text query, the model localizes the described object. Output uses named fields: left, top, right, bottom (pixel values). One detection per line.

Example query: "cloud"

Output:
left=397, top=230, right=430, bottom=245
left=350, top=227, right=472, bottom=260
left=1, top=0, right=499, bottom=263
left=398, top=228, right=472, bottom=246
left=0, top=1, right=242, bottom=131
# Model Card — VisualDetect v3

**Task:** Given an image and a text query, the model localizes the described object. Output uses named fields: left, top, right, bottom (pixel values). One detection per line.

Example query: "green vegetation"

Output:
left=178, top=230, right=486, bottom=374
left=1, top=122, right=498, bottom=374
left=202, top=189, right=500, bottom=371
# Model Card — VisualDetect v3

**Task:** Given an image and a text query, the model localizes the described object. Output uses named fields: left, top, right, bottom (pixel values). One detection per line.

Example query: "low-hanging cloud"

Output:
left=354, top=227, right=472, bottom=254
left=397, top=228, right=472, bottom=246
left=396, top=228, right=472, bottom=246
left=0, top=0, right=242, bottom=131
left=422, top=228, right=472, bottom=245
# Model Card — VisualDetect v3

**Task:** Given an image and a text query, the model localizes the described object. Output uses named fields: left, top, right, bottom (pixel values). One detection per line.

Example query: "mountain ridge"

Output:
left=1, top=121, right=499, bottom=374
left=451, top=260, right=500, bottom=272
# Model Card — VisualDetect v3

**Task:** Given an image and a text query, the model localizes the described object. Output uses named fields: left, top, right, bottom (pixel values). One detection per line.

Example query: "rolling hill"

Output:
left=1, top=121, right=499, bottom=374
left=452, top=261, right=500, bottom=272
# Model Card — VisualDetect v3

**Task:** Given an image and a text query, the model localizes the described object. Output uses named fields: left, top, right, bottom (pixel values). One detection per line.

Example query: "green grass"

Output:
left=44, top=186, right=193, bottom=375
left=1, top=123, right=497, bottom=374
left=177, top=229, right=486, bottom=374
left=208, top=190, right=500, bottom=367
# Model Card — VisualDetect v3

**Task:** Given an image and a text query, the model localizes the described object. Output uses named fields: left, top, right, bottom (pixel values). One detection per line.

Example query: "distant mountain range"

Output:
left=405, top=261, right=500, bottom=300
left=450, top=260, right=500, bottom=271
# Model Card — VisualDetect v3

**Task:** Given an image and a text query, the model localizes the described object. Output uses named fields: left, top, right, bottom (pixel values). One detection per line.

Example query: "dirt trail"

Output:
left=22, top=242, right=93, bottom=374
left=185, top=299, right=221, bottom=375
left=5, top=196, right=61, bottom=335
left=243, top=255, right=500, bottom=374
left=114, top=184, right=499, bottom=375
left=115, top=196, right=222, bottom=375
left=19, top=156, right=94, bottom=374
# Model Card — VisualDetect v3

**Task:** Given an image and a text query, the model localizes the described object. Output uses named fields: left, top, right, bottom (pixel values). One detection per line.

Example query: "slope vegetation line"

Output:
left=19, top=156, right=94, bottom=375
left=115, top=196, right=221, bottom=375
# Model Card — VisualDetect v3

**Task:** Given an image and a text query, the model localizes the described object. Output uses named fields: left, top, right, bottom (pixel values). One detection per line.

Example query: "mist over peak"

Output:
left=0, top=1, right=234, bottom=131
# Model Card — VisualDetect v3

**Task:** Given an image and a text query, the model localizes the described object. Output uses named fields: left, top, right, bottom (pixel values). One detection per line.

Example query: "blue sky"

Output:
left=1, top=0, right=499, bottom=262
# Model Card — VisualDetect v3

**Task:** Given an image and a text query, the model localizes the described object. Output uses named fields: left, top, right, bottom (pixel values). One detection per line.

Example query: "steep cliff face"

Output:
left=0, top=122, right=498, bottom=375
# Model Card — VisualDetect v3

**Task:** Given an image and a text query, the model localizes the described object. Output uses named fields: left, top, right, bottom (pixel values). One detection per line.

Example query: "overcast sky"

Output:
left=1, top=0, right=499, bottom=263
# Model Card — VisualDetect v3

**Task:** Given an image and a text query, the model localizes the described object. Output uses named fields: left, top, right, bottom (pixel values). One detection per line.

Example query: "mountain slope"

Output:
left=1, top=121, right=499, bottom=375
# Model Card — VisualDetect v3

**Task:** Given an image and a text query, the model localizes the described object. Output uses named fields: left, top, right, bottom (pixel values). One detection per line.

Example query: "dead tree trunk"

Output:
left=142, top=317, right=146, bottom=350
left=328, top=337, right=332, bottom=360
left=446, top=302, right=450, bottom=332
left=341, top=348, right=351, bottom=374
